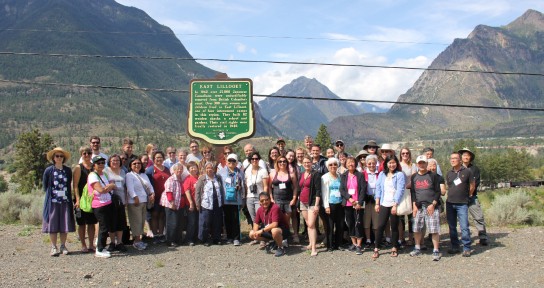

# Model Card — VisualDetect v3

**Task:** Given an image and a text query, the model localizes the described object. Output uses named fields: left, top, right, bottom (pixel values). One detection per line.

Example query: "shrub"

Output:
left=486, top=190, right=534, bottom=226
left=0, top=188, right=43, bottom=224
left=0, top=175, right=7, bottom=192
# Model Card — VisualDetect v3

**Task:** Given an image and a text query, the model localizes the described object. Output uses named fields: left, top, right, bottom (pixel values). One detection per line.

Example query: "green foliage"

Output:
left=314, top=124, right=332, bottom=150
left=11, top=129, right=54, bottom=194
left=0, top=175, right=8, bottom=193
left=486, top=190, right=543, bottom=226
left=478, top=149, right=532, bottom=188
left=0, top=188, right=43, bottom=224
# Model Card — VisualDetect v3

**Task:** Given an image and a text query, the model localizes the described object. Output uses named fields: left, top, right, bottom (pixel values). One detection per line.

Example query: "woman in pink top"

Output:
left=160, top=163, right=185, bottom=247
left=340, top=157, right=367, bottom=255
left=88, top=155, right=117, bottom=258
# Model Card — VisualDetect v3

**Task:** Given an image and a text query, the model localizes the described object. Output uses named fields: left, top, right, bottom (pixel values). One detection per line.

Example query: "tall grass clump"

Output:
left=0, top=187, right=43, bottom=224
left=486, top=190, right=542, bottom=226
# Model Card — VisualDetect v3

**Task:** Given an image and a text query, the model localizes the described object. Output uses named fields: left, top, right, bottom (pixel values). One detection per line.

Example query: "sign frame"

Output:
left=187, top=78, right=255, bottom=145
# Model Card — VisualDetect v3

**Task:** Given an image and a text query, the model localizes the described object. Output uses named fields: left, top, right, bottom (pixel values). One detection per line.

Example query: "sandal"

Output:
left=391, top=249, right=398, bottom=257
left=372, top=249, right=379, bottom=260
left=310, top=251, right=318, bottom=257
left=80, top=247, right=89, bottom=253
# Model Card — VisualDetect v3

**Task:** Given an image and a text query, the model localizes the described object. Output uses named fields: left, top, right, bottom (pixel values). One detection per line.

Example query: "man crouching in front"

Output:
left=249, top=192, right=290, bottom=257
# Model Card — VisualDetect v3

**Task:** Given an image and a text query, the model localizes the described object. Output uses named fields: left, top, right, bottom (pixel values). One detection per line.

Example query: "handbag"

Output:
left=133, top=172, right=154, bottom=209
left=80, top=184, right=93, bottom=213
left=396, top=189, right=413, bottom=216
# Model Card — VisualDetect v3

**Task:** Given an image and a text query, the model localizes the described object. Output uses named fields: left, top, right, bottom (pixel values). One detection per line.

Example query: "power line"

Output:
left=0, top=28, right=450, bottom=46
left=1, top=79, right=543, bottom=112
left=0, top=51, right=542, bottom=77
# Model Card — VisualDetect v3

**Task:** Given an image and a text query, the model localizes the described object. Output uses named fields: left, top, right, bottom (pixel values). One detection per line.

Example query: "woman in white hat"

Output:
left=43, top=147, right=76, bottom=257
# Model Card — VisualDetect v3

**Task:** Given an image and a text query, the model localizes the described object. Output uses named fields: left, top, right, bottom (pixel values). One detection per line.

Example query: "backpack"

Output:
left=80, top=184, right=93, bottom=213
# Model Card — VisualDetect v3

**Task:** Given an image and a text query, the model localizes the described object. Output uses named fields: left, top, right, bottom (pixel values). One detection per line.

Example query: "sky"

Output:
left=116, top=0, right=543, bottom=109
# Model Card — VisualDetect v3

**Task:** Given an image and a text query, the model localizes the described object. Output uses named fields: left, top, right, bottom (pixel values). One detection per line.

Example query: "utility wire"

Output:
left=1, top=79, right=543, bottom=112
left=0, top=28, right=450, bottom=45
left=0, top=51, right=542, bottom=77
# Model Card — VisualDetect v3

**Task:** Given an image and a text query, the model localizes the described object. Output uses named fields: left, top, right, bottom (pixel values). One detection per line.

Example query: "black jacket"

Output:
left=339, top=170, right=368, bottom=206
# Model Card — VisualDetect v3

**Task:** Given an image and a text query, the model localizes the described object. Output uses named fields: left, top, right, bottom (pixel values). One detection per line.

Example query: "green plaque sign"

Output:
left=187, top=79, right=255, bottom=145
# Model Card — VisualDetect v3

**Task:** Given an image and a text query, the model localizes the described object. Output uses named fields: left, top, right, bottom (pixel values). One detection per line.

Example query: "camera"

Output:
left=250, top=184, right=258, bottom=194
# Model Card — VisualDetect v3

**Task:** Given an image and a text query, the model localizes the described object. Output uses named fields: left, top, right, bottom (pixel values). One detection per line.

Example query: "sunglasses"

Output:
left=259, top=199, right=270, bottom=203
left=336, top=143, right=344, bottom=147
left=328, top=163, right=338, bottom=167
left=277, top=160, right=287, bottom=164
left=251, top=158, right=260, bottom=161
left=91, top=141, right=100, bottom=145
left=131, top=162, right=142, bottom=166
left=224, top=152, right=231, bottom=155
left=54, top=154, right=65, bottom=158
left=82, top=151, right=92, bottom=155
left=227, top=159, right=237, bottom=163
left=95, top=161, right=106, bottom=165
left=401, top=152, right=410, bottom=155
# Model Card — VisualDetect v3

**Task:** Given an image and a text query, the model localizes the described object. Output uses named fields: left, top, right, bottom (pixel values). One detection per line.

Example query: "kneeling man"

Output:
left=249, top=192, right=289, bottom=257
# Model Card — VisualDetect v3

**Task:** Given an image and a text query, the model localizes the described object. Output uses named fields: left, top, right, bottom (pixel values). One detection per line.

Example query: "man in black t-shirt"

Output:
left=459, top=147, right=488, bottom=246
left=446, top=152, right=475, bottom=257
left=410, top=155, right=442, bottom=261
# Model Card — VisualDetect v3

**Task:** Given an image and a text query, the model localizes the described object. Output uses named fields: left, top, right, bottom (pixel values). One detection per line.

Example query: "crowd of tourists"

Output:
left=42, top=136, right=488, bottom=259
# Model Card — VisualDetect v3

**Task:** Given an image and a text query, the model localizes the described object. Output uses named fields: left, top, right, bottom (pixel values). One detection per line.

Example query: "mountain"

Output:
left=0, top=0, right=278, bottom=147
left=259, top=76, right=364, bottom=139
left=359, top=103, right=388, bottom=113
left=328, top=9, right=544, bottom=146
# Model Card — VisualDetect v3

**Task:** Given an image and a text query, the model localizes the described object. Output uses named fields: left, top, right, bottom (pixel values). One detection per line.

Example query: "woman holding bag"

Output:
left=372, top=155, right=406, bottom=259
left=126, top=158, right=155, bottom=251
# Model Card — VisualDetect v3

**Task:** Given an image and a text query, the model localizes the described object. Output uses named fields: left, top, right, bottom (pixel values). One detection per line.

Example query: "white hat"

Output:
left=380, top=143, right=393, bottom=151
left=416, top=155, right=428, bottom=163
left=227, top=153, right=238, bottom=162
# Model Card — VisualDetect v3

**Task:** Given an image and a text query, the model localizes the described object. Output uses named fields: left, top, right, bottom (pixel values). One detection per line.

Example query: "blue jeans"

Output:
left=198, top=206, right=223, bottom=243
left=446, top=202, right=471, bottom=251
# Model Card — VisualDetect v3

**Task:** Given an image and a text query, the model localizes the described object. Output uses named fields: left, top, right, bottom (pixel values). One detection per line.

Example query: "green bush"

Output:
left=486, top=190, right=539, bottom=226
left=0, top=188, right=43, bottom=224
left=0, top=175, right=8, bottom=192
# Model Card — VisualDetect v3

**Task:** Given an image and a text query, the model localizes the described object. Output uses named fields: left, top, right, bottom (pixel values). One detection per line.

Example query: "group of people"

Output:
left=41, top=135, right=488, bottom=260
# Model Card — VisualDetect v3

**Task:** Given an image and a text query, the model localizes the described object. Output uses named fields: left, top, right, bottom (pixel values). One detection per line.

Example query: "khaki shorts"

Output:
left=363, top=201, right=379, bottom=230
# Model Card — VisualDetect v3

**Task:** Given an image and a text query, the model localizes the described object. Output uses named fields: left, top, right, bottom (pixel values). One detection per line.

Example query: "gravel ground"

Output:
left=1, top=224, right=543, bottom=287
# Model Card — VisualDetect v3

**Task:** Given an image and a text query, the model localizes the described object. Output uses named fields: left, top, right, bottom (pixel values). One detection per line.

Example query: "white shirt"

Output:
left=245, top=167, right=269, bottom=198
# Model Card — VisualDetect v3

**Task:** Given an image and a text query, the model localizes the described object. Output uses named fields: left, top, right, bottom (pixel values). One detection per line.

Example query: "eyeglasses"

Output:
left=328, top=163, right=338, bottom=167
left=251, top=158, right=259, bottom=161
left=54, top=154, right=65, bottom=158
left=91, top=141, right=100, bottom=145
left=95, top=161, right=106, bottom=165
left=259, top=198, right=270, bottom=203
left=227, top=159, right=237, bottom=163
left=277, top=160, right=287, bottom=164
left=401, top=152, right=410, bottom=155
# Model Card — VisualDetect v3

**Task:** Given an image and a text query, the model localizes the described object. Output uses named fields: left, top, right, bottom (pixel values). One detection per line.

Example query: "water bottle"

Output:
left=75, top=207, right=82, bottom=218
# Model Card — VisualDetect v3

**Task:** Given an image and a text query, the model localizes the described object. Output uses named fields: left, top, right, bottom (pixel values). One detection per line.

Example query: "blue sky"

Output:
left=116, top=0, right=543, bottom=109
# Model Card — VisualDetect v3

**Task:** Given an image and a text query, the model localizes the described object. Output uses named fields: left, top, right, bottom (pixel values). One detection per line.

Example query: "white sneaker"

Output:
left=233, top=240, right=241, bottom=246
left=59, top=244, right=69, bottom=255
left=95, top=249, right=111, bottom=258
left=50, top=246, right=59, bottom=257
left=282, top=239, right=288, bottom=248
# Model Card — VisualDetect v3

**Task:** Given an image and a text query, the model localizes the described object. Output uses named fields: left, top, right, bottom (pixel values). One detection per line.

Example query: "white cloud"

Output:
left=236, top=43, right=247, bottom=53
left=253, top=47, right=431, bottom=108
left=365, top=27, right=427, bottom=44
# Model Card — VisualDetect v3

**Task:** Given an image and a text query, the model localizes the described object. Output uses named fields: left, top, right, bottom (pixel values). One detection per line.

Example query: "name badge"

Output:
left=54, top=190, right=66, bottom=198
left=453, top=177, right=462, bottom=186
left=348, top=188, right=356, bottom=195
left=279, top=183, right=286, bottom=189
left=225, top=178, right=232, bottom=184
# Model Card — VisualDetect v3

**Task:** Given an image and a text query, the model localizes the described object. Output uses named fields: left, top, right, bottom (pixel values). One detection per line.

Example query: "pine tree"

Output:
left=314, top=124, right=332, bottom=150
left=12, top=129, right=55, bottom=194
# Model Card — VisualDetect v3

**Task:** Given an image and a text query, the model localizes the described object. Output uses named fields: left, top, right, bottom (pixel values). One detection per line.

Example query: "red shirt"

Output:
left=298, top=173, right=311, bottom=205
left=181, top=175, right=198, bottom=208
left=152, top=166, right=171, bottom=199
left=254, top=203, right=287, bottom=229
